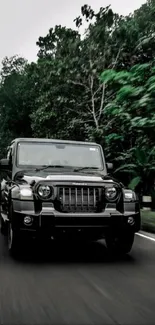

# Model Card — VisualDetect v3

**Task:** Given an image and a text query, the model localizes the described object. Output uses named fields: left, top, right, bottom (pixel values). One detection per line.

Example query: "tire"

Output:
left=105, top=229, right=135, bottom=255
left=8, top=223, right=20, bottom=257
left=0, top=214, right=8, bottom=235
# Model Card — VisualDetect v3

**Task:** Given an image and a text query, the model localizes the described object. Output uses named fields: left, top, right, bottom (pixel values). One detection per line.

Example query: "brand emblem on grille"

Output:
left=72, top=182, right=88, bottom=185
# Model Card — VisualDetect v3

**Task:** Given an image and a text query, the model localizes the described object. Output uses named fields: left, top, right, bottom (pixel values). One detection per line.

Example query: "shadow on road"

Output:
left=12, top=240, right=136, bottom=265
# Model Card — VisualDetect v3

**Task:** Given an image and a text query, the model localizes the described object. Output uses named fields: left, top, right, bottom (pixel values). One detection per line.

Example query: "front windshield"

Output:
left=16, top=142, right=104, bottom=170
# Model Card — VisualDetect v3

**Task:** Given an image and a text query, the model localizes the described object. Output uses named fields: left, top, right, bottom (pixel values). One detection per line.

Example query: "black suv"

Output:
left=0, top=138, right=141, bottom=256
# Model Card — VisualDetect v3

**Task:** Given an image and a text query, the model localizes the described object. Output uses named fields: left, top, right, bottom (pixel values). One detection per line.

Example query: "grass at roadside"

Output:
left=141, top=209, right=155, bottom=233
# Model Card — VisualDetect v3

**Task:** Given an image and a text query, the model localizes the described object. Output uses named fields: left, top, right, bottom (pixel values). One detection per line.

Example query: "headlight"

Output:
left=105, top=186, right=118, bottom=201
left=37, top=185, right=52, bottom=199
left=123, top=189, right=137, bottom=201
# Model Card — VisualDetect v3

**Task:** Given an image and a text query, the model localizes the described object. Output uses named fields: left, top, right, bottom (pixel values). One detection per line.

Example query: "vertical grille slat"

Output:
left=93, top=188, right=96, bottom=208
left=57, top=186, right=103, bottom=213
left=62, top=188, right=65, bottom=208
left=87, top=188, right=90, bottom=209
left=75, top=188, right=77, bottom=208
left=81, top=188, right=83, bottom=209
left=69, top=188, right=72, bottom=209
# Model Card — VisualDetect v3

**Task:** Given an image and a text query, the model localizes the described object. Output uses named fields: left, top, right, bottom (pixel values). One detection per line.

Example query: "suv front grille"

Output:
left=56, top=186, right=104, bottom=213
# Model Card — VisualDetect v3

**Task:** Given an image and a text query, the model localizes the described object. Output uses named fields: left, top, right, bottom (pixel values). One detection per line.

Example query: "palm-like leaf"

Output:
left=114, top=163, right=137, bottom=174
left=128, top=176, right=141, bottom=190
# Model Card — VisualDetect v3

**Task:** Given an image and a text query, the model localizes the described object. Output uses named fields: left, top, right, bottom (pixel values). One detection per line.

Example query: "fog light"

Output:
left=128, top=216, right=135, bottom=226
left=24, top=216, right=33, bottom=226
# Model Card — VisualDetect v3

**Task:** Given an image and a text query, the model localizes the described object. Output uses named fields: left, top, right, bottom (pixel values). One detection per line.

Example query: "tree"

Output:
left=0, top=56, right=33, bottom=157
left=31, top=25, right=86, bottom=140
left=0, top=0, right=155, bottom=197
left=100, top=61, right=155, bottom=190
left=114, top=147, right=155, bottom=195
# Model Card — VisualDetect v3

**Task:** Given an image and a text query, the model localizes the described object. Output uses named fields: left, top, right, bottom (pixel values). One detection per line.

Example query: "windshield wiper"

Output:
left=35, top=165, right=65, bottom=172
left=74, top=167, right=100, bottom=172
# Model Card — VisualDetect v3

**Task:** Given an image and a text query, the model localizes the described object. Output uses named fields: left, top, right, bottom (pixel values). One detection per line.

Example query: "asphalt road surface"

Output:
left=0, top=232, right=155, bottom=324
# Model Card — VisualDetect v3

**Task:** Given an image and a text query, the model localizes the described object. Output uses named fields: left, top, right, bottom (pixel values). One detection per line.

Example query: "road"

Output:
left=0, top=233, right=155, bottom=325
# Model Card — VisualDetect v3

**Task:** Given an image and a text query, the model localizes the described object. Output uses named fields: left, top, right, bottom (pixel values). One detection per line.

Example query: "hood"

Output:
left=22, top=173, right=115, bottom=184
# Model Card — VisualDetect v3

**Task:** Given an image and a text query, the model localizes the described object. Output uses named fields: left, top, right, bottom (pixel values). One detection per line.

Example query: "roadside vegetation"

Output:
left=141, top=210, right=155, bottom=233
left=0, top=0, right=155, bottom=229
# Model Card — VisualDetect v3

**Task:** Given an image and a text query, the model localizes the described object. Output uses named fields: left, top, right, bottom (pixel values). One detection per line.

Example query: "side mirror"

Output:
left=106, top=162, right=113, bottom=170
left=0, top=158, right=10, bottom=171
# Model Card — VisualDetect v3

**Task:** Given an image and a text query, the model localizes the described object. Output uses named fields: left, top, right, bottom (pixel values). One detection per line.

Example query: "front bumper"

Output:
left=11, top=202, right=141, bottom=240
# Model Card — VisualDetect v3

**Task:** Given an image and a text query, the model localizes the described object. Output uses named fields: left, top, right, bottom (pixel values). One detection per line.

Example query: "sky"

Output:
left=0, top=0, right=146, bottom=64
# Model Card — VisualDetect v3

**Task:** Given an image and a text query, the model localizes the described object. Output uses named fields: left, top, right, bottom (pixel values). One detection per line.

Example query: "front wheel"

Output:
left=105, top=229, right=135, bottom=255
left=0, top=215, right=8, bottom=235
left=8, top=223, right=20, bottom=257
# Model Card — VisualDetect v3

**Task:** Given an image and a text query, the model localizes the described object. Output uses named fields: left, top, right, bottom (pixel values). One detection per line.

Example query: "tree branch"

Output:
left=113, top=47, right=122, bottom=68
left=98, top=82, right=106, bottom=122
left=108, top=46, right=123, bottom=69
left=89, top=74, right=99, bottom=129
left=93, top=84, right=103, bottom=97
left=95, top=46, right=122, bottom=121
left=106, top=90, right=117, bottom=101
left=74, top=119, right=94, bottom=124
left=67, top=80, right=90, bottom=91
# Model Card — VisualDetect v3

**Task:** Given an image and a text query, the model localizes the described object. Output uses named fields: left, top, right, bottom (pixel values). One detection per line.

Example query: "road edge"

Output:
left=136, top=230, right=155, bottom=242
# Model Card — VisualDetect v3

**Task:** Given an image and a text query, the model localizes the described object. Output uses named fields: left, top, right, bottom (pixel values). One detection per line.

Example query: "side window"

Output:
left=7, top=148, right=11, bottom=160
left=6, top=144, right=14, bottom=165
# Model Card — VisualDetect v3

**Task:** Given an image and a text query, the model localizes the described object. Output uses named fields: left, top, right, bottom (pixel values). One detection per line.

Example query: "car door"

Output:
left=0, top=145, right=13, bottom=215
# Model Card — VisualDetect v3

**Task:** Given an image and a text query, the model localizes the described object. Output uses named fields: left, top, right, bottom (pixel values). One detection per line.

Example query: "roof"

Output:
left=11, top=138, right=98, bottom=146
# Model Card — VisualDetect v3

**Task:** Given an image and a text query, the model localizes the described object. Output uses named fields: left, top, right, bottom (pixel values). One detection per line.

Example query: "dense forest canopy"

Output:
left=0, top=0, right=155, bottom=194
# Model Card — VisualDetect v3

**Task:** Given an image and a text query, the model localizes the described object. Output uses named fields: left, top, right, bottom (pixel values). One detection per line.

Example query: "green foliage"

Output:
left=0, top=1, right=155, bottom=194
left=141, top=209, right=155, bottom=234
left=114, top=148, right=155, bottom=193
left=128, top=176, right=141, bottom=190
